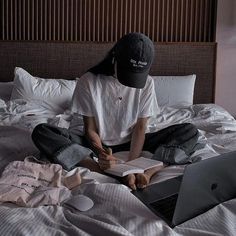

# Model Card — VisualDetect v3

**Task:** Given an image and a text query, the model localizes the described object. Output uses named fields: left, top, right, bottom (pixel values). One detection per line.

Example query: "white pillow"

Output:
left=151, top=75, right=196, bottom=108
left=0, top=82, right=13, bottom=101
left=11, top=67, right=76, bottom=110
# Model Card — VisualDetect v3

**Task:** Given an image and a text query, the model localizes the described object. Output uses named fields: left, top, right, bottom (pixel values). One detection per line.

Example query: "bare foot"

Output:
left=136, top=173, right=151, bottom=189
left=136, top=165, right=164, bottom=189
left=123, top=174, right=137, bottom=190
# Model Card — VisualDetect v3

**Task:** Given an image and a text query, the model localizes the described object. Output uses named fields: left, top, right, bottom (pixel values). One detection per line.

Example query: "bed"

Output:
left=0, top=41, right=236, bottom=236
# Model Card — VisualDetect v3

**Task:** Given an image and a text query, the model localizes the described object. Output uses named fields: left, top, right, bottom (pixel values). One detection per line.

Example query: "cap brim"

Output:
left=116, top=66, right=149, bottom=89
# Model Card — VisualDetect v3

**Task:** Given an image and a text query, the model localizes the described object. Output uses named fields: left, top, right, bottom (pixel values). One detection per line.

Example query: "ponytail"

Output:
left=87, top=46, right=116, bottom=76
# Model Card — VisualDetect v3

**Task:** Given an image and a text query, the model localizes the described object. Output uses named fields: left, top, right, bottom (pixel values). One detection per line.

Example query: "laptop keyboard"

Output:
left=150, top=193, right=179, bottom=222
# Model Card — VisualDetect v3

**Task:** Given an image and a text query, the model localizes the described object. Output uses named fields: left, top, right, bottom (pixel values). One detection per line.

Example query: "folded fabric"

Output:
left=0, top=157, right=82, bottom=207
left=152, top=123, right=202, bottom=165
left=153, top=144, right=201, bottom=165
left=53, top=143, right=93, bottom=171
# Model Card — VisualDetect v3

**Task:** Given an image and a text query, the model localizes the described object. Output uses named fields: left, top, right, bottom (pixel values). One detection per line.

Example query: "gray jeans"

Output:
left=32, top=123, right=92, bottom=170
left=32, top=123, right=199, bottom=170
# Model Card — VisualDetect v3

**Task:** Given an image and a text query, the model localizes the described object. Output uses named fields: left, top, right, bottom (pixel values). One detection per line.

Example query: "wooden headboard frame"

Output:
left=0, top=41, right=216, bottom=104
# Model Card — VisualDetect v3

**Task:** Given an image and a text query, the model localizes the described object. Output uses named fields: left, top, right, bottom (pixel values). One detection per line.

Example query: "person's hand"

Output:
left=98, top=148, right=118, bottom=170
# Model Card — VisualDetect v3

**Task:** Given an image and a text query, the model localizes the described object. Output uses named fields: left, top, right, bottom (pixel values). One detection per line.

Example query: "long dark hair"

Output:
left=87, top=45, right=116, bottom=76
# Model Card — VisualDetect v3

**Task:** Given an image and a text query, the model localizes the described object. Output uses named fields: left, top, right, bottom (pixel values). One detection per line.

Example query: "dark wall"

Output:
left=0, top=0, right=217, bottom=42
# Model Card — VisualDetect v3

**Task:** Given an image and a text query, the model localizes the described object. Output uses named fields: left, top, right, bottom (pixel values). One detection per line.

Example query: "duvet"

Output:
left=0, top=98, right=236, bottom=236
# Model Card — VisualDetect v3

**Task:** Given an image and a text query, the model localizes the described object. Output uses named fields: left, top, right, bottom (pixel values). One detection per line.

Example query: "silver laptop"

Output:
left=132, top=151, right=236, bottom=227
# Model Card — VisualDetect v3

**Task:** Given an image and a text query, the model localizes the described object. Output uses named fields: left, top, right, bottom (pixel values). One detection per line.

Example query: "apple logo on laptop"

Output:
left=211, top=183, right=218, bottom=191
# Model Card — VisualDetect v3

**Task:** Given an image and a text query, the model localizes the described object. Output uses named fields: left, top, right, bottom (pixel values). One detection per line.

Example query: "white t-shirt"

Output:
left=70, top=72, right=160, bottom=146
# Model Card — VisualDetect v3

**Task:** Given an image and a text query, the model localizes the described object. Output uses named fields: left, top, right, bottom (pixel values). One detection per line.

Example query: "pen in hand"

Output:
left=105, top=147, right=112, bottom=156
left=103, top=147, right=124, bottom=164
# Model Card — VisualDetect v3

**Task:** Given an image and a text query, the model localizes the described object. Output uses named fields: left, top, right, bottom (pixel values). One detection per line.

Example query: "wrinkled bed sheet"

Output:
left=1, top=98, right=236, bottom=236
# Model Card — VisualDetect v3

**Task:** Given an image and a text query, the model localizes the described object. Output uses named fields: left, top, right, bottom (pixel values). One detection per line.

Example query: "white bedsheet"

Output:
left=0, top=169, right=235, bottom=236
left=0, top=99, right=236, bottom=235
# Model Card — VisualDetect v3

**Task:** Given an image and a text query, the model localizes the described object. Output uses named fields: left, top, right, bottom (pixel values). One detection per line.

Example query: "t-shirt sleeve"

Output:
left=71, top=73, right=94, bottom=117
left=138, top=76, right=160, bottom=118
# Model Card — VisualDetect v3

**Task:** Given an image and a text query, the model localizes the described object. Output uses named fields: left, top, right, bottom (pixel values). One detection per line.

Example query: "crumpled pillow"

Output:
left=11, top=67, right=76, bottom=112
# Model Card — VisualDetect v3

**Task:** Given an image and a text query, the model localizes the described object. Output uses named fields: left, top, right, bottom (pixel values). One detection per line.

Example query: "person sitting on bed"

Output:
left=75, top=32, right=162, bottom=190
left=32, top=32, right=199, bottom=190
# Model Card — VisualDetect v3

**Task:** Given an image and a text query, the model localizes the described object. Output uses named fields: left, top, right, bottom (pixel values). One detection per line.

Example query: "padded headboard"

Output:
left=0, top=41, right=216, bottom=104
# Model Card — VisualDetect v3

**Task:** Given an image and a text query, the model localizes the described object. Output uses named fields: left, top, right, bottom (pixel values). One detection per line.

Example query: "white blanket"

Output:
left=1, top=99, right=236, bottom=235
left=0, top=169, right=235, bottom=236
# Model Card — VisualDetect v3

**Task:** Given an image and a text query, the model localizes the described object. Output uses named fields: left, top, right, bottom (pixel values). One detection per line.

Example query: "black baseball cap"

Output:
left=114, top=32, right=154, bottom=89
